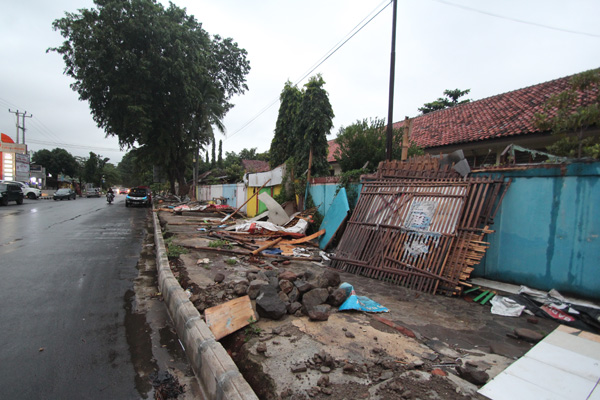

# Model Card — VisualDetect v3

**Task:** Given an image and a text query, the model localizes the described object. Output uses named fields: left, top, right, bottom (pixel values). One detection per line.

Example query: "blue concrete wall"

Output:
left=475, top=163, right=600, bottom=299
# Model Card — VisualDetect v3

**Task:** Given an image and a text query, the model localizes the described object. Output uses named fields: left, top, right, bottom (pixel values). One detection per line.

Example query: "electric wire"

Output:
left=431, top=0, right=600, bottom=38
left=224, top=0, right=393, bottom=141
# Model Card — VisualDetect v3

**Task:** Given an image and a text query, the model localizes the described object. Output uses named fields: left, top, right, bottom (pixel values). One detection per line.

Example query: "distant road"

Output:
left=0, top=195, right=149, bottom=399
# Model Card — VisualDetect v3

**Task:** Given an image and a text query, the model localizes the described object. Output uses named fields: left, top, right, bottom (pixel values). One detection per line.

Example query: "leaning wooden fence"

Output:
left=330, top=156, right=510, bottom=296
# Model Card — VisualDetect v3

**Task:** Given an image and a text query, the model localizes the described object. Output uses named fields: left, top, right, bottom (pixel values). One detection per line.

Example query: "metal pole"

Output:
left=386, top=0, right=398, bottom=161
left=22, top=112, right=32, bottom=145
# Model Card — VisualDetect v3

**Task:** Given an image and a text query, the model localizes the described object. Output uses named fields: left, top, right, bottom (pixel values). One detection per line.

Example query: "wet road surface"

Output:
left=0, top=195, right=169, bottom=398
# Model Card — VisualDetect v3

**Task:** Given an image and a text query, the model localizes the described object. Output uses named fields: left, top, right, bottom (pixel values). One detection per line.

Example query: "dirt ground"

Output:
left=158, top=209, right=560, bottom=400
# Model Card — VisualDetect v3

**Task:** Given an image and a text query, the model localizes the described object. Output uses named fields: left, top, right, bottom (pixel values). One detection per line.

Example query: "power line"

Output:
left=431, top=0, right=600, bottom=38
left=225, top=1, right=392, bottom=141
left=27, top=138, right=122, bottom=152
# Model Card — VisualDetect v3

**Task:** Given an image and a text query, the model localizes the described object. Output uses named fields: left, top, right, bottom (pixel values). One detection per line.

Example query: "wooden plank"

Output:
left=280, top=229, right=325, bottom=245
left=204, top=295, right=258, bottom=340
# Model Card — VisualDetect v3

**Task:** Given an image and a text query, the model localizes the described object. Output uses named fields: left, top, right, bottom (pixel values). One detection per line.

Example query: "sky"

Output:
left=1, top=0, right=599, bottom=166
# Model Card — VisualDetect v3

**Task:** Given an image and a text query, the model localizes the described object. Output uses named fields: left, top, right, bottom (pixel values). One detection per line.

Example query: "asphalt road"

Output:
left=0, top=194, right=153, bottom=399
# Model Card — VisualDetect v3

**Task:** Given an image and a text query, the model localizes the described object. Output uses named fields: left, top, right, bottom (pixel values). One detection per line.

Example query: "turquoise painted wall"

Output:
left=309, top=183, right=361, bottom=217
left=475, top=163, right=600, bottom=299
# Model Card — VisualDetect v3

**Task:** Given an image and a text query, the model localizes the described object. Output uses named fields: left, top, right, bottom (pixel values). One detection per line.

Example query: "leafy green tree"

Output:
left=270, top=81, right=302, bottom=168
left=419, top=89, right=471, bottom=114
left=32, top=148, right=78, bottom=189
left=49, top=0, right=250, bottom=195
left=117, top=150, right=154, bottom=187
left=334, top=118, right=423, bottom=173
left=297, top=74, right=335, bottom=178
left=534, top=69, right=600, bottom=159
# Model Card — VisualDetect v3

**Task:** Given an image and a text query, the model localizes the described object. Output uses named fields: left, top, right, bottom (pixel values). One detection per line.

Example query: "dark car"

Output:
left=0, top=182, right=24, bottom=206
left=125, top=186, right=152, bottom=207
left=53, top=188, right=77, bottom=201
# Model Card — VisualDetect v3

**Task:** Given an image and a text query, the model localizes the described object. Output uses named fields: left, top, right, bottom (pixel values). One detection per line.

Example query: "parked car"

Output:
left=85, top=188, right=101, bottom=198
left=53, top=188, right=77, bottom=201
left=0, top=180, right=41, bottom=199
left=125, top=186, right=152, bottom=207
left=0, top=182, right=24, bottom=206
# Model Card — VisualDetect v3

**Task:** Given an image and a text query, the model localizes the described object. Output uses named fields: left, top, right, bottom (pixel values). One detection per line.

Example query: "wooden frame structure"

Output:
left=330, top=156, right=510, bottom=295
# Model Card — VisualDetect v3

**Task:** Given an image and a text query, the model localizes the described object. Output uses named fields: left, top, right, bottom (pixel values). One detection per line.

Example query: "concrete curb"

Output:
left=152, top=212, right=259, bottom=400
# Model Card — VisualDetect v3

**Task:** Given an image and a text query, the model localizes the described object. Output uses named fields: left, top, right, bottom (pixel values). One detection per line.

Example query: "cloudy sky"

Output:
left=1, top=0, right=599, bottom=165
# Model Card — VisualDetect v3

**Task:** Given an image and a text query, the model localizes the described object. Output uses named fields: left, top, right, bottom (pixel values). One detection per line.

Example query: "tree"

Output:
left=49, top=0, right=250, bottom=195
left=270, top=81, right=302, bottom=168
left=211, top=139, right=216, bottom=168
left=218, top=140, right=223, bottom=168
left=334, top=118, right=423, bottom=173
left=419, top=89, right=471, bottom=114
left=534, top=69, right=600, bottom=159
left=32, top=148, right=78, bottom=189
left=297, top=75, right=335, bottom=178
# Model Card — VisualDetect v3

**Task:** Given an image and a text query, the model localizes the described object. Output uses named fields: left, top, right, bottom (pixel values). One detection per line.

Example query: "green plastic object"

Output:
left=480, top=292, right=496, bottom=305
left=463, top=286, right=480, bottom=294
left=473, top=290, right=489, bottom=302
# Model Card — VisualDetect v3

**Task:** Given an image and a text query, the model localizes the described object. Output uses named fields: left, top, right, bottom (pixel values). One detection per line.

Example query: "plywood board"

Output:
left=204, top=295, right=258, bottom=340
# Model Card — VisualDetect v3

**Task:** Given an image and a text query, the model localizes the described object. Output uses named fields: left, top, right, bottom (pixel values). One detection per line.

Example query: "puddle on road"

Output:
left=123, top=289, right=157, bottom=398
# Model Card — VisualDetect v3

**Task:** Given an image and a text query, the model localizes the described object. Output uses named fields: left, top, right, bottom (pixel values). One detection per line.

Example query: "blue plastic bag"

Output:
left=338, top=283, right=389, bottom=313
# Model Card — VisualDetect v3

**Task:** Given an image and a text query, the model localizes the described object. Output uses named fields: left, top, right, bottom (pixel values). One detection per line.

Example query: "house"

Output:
left=328, top=69, right=599, bottom=172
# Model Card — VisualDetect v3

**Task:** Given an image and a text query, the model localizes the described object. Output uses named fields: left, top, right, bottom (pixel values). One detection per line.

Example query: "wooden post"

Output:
left=401, top=116, right=410, bottom=161
left=221, top=179, right=271, bottom=222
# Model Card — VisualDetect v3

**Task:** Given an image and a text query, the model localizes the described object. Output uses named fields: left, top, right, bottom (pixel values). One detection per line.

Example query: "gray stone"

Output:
left=287, top=301, right=302, bottom=315
left=233, top=281, right=249, bottom=296
left=308, top=304, right=331, bottom=321
left=456, top=366, right=489, bottom=385
left=256, top=343, right=267, bottom=353
left=288, top=287, right=300, bottom=303
left=269, top=276, right=279, bottom=289
left=314, top=270, right=341, bottom=289
left=279, top=279, right=294, bottom=294
left=294, top=279, right=314, bottom=294
left=328, top=288, right=348, bottom=306
left=247, top=279, right=269, bottom=300
left=278, top=270, right=298, bottom=282
left=214, top=272, right=225, bottom=283
left=380, top=370, right=394, bottom=381
left=257, top=271, right=269, bottom=282
left=256, top=286, right=287, bottom=320
left=302, top=288, right=330, bottom=311
left=291, top=363, right=307, bottom=373
left=278, top=291, right=290, bottom=304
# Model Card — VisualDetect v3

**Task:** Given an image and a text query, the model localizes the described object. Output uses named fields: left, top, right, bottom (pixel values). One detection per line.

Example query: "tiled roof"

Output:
left=326, top=69, right=599, bottom=158
left=327, top=140, right=340, bottom=163
left=241, top=159, right=270, bottom=173
left=395, top=69, right=599, bottom=149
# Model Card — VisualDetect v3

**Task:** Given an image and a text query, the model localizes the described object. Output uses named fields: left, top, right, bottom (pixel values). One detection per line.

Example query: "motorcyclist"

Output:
left=107, top=187, right=115, bottom=203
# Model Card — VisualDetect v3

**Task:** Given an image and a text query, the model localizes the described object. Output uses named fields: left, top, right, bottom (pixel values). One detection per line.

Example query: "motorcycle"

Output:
left=107, top=192, right=115, bottom=204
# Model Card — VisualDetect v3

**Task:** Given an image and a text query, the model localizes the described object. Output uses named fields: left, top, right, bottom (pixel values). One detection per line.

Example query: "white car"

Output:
left=0, top=180, right=42, bottom=199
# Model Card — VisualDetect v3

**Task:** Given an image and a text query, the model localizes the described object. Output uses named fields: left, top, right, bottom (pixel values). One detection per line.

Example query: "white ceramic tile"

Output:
left=525, top=341, right=600, bottom=383
left=543, top=329, right=600, bottom=360
left=479, top=372, right=568, bottom=400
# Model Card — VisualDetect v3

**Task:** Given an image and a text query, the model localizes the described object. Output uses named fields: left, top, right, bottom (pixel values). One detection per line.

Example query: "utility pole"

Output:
left=7, top=109, right=32, bottom=144
left=22, top=112, right=32, bottom=144
left=385, top=0, right=398, bottom=161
